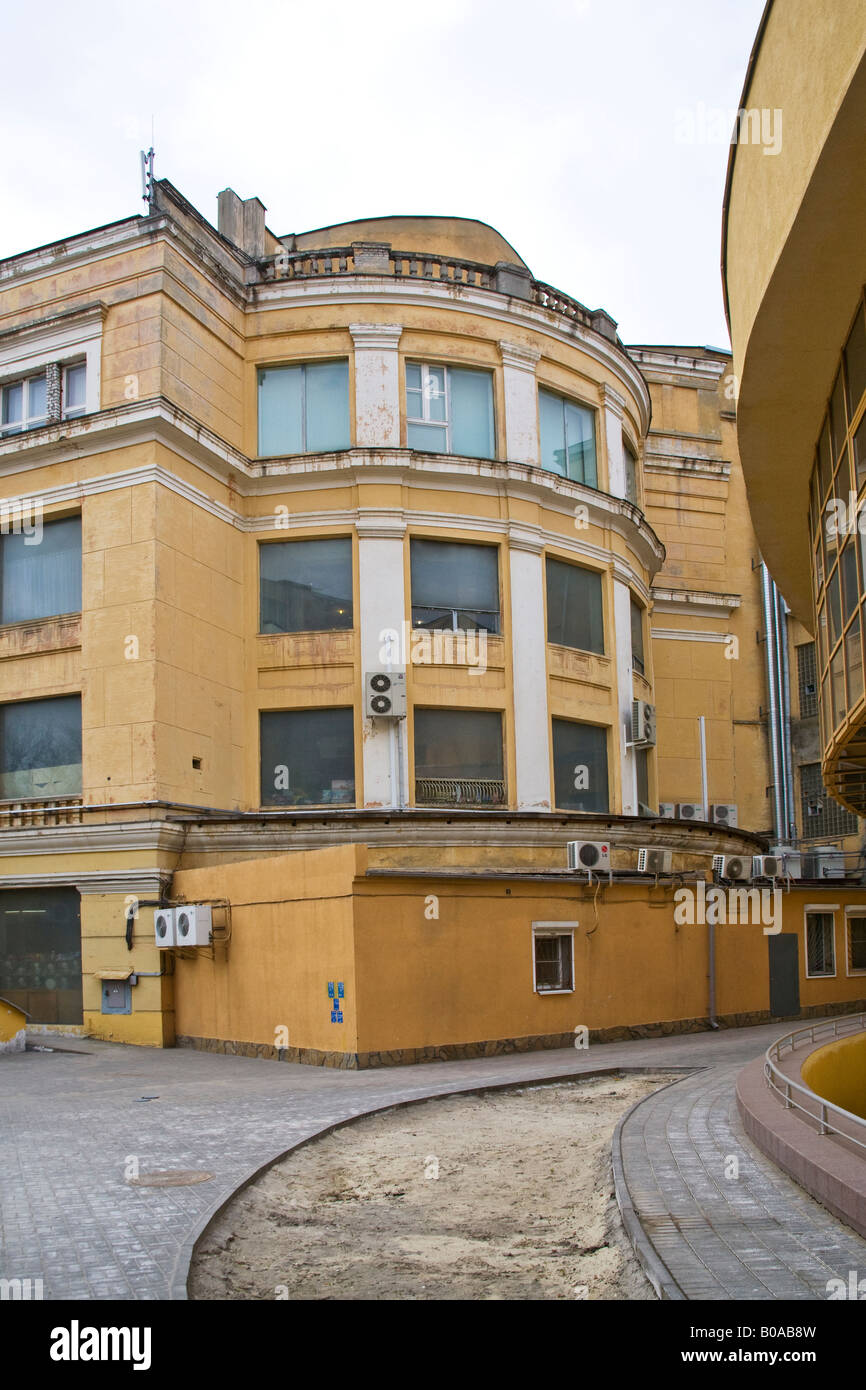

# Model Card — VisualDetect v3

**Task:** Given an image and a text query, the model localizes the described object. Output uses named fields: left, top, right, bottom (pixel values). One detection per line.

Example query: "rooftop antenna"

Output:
left=140, top=141, right=155, bottom=212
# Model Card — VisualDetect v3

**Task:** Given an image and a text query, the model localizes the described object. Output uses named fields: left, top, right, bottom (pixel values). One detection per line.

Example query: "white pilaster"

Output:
left=357, top=512, right=408, bottom=807
left=509, top=525, right=551, bottom=809
left=349, top=324, right=403, bottom=447
left=499, top=341, right=541, bottom=465
left=603, top=384, right=627, bottom=498
left=613, top=571, right=636, bottom=815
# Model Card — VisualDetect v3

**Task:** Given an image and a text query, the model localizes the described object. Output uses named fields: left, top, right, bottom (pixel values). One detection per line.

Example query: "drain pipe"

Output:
left=760, top=563, right=785, bottom=842
left=776, top=588, right=797, bottom=840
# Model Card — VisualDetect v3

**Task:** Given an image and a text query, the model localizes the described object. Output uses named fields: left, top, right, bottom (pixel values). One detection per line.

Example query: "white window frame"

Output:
left=623, top=432, right=639, bottom=505
left=0, top=373, right=48, bottom=435
left=531, top=922, right=576, bottom=995
left=61, top=361, right=87, bottom=419
left=0, top=306, right=103, bottom=435
left=804, top=906, right=837, bottom=978
left=844, top=906, right=866, bottom=976
left=405, top=360, right=494, bottom=456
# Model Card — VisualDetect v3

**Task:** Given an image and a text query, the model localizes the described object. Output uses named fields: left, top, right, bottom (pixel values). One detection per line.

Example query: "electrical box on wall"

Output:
left=101, top=979, right=131, bottom=1014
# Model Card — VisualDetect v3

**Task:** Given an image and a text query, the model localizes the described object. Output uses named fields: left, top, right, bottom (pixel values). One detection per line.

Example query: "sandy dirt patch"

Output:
left=190, top=1071, right=680, bottom=1301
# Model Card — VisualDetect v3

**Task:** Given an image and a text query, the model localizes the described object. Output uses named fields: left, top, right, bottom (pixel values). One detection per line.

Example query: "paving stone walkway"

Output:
left=1, top=1020, right=864, bottom=1300
left=615, top=1060, right=866, bottom=1299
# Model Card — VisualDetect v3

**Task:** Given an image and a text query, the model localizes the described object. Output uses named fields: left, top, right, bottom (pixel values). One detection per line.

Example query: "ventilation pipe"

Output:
left=760, top=562, right=786, bottom=842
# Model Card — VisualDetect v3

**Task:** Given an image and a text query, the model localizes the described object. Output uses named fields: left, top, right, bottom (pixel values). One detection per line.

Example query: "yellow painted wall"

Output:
left=801, top=1030, right=866, bottom=1119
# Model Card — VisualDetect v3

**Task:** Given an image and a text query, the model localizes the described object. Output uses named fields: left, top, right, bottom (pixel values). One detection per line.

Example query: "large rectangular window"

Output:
left=0, top=516, right=81, bottom=625
left=805, top=912, right=835, bottom=977
left=0, top=888, right=82, bottom=1024
left=631, top=598, right=645, bottom=675
left=552, top=718, right=609, bottom=812
left=538, top=388, right=597, bottom=487
left=0, top=695, right=82, bottom=800
left=623, top=439, right=638, bottom=504
left=1, top=372, right=47, bottom=435
left=260, top=708, right=355, bottom=807
left=259, top=538, right=353, bottom=634
left=545, top=557, right=603, bottom=653
left=636, top=747, right=652, bottom=815
left=410, top=539, right=500, bottom=633
left=257, top=360, right=350, bottom=456
left=799, top=762, right=858, bottom=839
left=405, top=362, right=494, bottom=459
left=414, top=708, right=504, bottom=805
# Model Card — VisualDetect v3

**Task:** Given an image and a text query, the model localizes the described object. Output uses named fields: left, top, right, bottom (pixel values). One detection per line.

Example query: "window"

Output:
left=797, top=643, right=818, bottom=718
left=533, top=927, right=575, bottom=993
left=538, top=388, right=597, bottom=486
left=410, top=539, right=500, bottom=633
left=259, top=538, right=353, bottom=634
left=636, top=747, right=652, bottom=815
left=257, top=360, right=350, bottom=456
left=846, top=915, right=866, bottom=973
left=0, top=696, right=82, bottom=800
left=63, top=363, right=86, bottom=419
left=799, top=762, right=858, bottom=839
left=546, top=557, right=603, bottom=653
left=1, top=373, right=47, bottom=435
left=0, top=888, right=82, bottom=1025
left=260, top=708, right=355, bottom=807
left=623, top=439, right=638, bottom=504
left=414, top=709, right=504, bottom=805
left=405, top=362, right=494, bottom=459
left=805, top=912, right=835, bottom=977
left=552, top=718, right=609, bottom=812
left=0, top=516, right=81, bottom=625
left=631, top=599, right=645, bottom=675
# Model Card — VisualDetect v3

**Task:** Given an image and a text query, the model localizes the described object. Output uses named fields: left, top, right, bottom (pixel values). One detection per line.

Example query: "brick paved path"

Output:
left=1, top=1020, right=863, bottom=1300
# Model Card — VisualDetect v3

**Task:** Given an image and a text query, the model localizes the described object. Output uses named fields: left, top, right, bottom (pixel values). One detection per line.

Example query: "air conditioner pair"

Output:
left=154, top=905, right=212, bottom=948
left=713, top=854, right=788, bottom=882
left=667, top=803, right=738, bottom=826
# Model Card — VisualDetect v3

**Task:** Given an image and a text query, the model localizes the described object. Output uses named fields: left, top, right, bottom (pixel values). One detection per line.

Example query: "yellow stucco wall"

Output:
left=801, top=1030, right=866, bottom=1119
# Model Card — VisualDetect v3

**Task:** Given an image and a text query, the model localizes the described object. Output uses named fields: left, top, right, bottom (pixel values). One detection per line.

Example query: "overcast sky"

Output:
left=0, top=0, right=766, bottom=347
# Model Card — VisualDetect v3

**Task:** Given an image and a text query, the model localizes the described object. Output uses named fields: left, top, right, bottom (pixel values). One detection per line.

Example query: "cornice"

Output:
left=349, top=323, right=403, bottom=350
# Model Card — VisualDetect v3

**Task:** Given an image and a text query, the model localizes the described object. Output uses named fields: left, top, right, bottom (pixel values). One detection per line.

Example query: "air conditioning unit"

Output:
left=712, top=853, right=752, bottom=882
left=174, top=904, right=213, bottom=947
left=154, top=908, right=176, bottom=949
left=637, top=847, right=673, bottom=874
left=630, top=700, right=656, bottom=747
left=802, top=848, right=845, bottom=880
left=753, top=854, right=782, bottom=878
left=677, top=802, right=705, bottom=821
left=711, top=803, right=738, bottom=827
left=771, top=847, right=802, bottom=879
left=365, top=670, right=407, bottom=718
left=567, top=840, right=611, bottom=874
left=658, top=803, right=677, bottom=819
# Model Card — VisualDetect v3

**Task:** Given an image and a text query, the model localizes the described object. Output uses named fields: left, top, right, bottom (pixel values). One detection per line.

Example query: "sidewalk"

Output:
left=1, top=1019, right=863, bottom=1300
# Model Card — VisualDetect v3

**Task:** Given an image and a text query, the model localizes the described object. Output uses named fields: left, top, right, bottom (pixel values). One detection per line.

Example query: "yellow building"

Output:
left=0, top=174, right=862, bottom=1065
left=723, top=0, right=866, bottom=816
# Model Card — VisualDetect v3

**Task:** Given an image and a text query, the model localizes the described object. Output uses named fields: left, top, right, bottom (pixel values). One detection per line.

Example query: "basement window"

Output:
left=532, top=926, right=575, bottom=993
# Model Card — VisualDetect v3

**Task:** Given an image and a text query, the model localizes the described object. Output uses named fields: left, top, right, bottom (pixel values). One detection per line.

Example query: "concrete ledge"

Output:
left=611, top=1083, right=690, bottom=1300
left=736, top=1054, right=866, bottom=1239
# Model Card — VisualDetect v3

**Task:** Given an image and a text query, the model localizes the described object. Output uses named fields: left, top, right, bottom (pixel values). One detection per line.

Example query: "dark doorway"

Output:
left=768, top=933, right=800, bottom=1017
left=0, top=888, right=82, bottom=1024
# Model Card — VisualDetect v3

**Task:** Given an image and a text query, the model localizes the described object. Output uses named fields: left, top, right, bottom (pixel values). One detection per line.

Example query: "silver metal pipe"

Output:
left=776, top=590, right=797, bottom=839
left=761, top=563, right=785, bottom=840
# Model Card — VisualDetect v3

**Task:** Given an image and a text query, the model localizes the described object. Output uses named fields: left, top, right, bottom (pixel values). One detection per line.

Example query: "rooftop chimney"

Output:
left=218, top=188, right=266, bottom=259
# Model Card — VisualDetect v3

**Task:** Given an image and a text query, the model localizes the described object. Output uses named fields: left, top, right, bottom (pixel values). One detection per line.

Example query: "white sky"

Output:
left=0, top=0, right=766, bottom=347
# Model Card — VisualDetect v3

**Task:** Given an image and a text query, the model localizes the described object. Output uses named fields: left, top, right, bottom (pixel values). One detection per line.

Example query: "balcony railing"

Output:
left=415, top=777, right=506, bottom=808
left=261, top=246, right=606, bottom=338
left=0, top=797, right=83, bottom=827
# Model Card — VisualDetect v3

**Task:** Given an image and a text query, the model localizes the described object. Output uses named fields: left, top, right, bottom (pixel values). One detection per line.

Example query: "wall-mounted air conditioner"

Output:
left=770, top=847, right=802, bottom=879
left=712, top=853, right=752, bottom=882
left=154, top=908, right=176, bottom=949
left=174, top=904, right=213, bottom=947
left=711, top=803, right=738, bottom=827
left=752, top=854, right=781, bottom=879
left=630, top=700, right=656, bottom=747
left=801, top=848, right=845, bottom=880
left=658, top=803, right=677, bottom=819
left=365, top=671, right=407, bottom=718
left=676, top=802, right=705, bottom=821
left=567, top=841, right=611, bottom=874
left=637, top=847, right=673, bottom=874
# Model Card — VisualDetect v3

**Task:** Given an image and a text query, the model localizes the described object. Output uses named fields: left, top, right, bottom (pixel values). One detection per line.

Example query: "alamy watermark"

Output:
left=379, top=623, right=487, bottom=675
left=674, top=881, right=782, bottom=935
left=675, top=103, right=782, bottom=156
left=0, top=497, right=43, bottom=544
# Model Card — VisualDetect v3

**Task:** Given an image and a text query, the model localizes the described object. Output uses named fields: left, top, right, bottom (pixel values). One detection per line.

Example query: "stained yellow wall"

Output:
left=801, top=1030, right=866, bottom=1119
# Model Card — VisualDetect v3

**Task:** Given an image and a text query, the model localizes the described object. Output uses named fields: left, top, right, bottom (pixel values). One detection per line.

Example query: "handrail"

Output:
left=763, top=1013, right=866, bottom=1152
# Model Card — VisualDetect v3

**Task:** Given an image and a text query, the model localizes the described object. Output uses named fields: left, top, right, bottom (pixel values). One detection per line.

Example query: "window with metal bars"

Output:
left=846, top=916, right=866, bottom=974
left=805, top=912, right=836, bottom=976
left=796, top=643, right=818, bottom=718
left=533, top=931, right=574, bottom=992
left=799, top=762, right=859, bottom=839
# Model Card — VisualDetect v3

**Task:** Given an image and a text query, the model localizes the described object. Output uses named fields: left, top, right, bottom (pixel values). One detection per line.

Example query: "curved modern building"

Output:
left=724, top=0, right=866, bottom=812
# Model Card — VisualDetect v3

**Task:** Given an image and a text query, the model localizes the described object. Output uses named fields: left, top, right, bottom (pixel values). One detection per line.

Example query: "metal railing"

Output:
left=415, top=777, right=506, bottom=808
left=764, top=1013, right=866, bottom=1152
